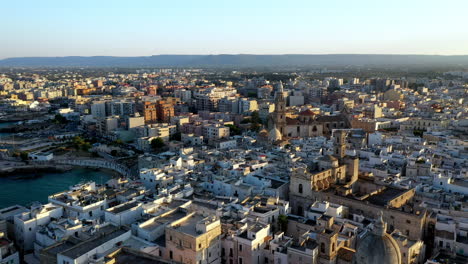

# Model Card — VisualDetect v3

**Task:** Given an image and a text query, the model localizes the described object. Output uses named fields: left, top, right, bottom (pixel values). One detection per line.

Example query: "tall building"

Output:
left=91, top=101, right=107, bottom=118
left=156, top=100, right=174, bottom=123
left=109, top=100, right=135, bottom=117
left=143, top=101, right=157, bottom=124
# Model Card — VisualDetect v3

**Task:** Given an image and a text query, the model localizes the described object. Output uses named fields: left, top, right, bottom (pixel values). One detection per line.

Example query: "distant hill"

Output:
left=1, top=54, right=468, bottom=67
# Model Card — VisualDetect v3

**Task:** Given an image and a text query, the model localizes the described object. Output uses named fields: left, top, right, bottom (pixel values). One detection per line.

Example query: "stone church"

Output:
left=267, top=83, right=350, bottom=139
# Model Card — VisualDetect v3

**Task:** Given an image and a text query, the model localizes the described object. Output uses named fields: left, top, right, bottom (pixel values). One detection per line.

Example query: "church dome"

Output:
left=258, top=129, right=269, bottom=139
left=353, top=213, right=401, bottom=264
left=259, top=128, right=269, bottom=135
left=268, top=126, right=282, bottom=142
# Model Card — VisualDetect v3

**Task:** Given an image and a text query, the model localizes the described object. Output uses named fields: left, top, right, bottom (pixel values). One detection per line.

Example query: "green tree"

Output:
left=72, top=136, right=91, bottom=151
left=249, top=111, right=262, bottom=132
left=20, top=151, right=29, bottom=161
left=81, top=142, right=91, bottom=151
left=54, top=114, right=68, bottom=124
left=72, top=136, right=85, bottom=149
left=170, top=132, right=182, bottom=141
left=250, top=111, right=261, bottom=124
left=151, top=137, right=165, bottom=151
left=226, top=124, right=241, bottom=136
left=278, top=214, right=288, bottom=233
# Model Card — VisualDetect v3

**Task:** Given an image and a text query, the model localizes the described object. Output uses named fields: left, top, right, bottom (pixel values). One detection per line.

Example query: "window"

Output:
left=298, top=184, right=303, bottom=194
left=321, top=243, right=325, bottom=253
left=169, top=251, right=173, bottom=259
left=230, top=248, right=233, bottom=257
left=199, top=243, right=202, bottom=248
left=332, top=243, right=335, bottom=252
left=239, top=257, right=243, bottom=264
left=239, top=244, right=243, bottom=251
left=406, top=220, right=411, bottom=224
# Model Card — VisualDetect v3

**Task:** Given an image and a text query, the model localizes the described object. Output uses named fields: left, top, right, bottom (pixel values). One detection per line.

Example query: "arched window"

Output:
left=312, top=126, right=317, bottom=132
left=298, top=184, right=303, bottom=194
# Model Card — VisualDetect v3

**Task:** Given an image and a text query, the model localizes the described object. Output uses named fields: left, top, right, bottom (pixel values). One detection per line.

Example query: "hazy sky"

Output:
left=1, top=0, right=467, bottom=59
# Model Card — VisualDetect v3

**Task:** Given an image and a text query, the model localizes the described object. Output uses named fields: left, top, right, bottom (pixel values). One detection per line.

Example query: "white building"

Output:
left=28, top=151, right=54, bottom=161
left=139, top=168, right=170, bottom=191
left=57, top=228, right=132, bottom=264
left=14, top=203, right=63, bottom=251
left=48, top=182, right=108, bottom=221
left=104, top=201, right=143, bottom=226
left=433, top=174, right=468, bottom=195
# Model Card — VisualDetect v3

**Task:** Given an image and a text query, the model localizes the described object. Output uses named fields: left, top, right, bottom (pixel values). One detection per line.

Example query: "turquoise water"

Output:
left=0, top=168, right=114, bottom=208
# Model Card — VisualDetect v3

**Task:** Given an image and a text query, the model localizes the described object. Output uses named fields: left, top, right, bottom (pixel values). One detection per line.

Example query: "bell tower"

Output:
left=333, top=130, right=347, bottom=159
left=272, top=81, right=287, bottom=136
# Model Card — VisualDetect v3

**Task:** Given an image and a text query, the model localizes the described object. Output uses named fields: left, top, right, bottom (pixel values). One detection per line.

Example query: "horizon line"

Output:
left=2, top=53, right=468, bottom=60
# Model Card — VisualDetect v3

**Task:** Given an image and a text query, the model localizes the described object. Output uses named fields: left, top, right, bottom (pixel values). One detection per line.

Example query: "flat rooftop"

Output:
left=142, top=210, right=187, bottom=231
left=113, top=250, right=170, bottom=264
left=364, top=187, right=409, bottom=206
left=60, top=228, right=128, bottom=259
left=108, top=201, right=140, bottom=215
left=452, top=179, right=468, bottom=188
left=171, top=214, right=205, bottom=237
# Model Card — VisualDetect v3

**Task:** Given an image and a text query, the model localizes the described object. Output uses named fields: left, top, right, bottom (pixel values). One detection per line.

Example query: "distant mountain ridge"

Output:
left=1, top=54, right=468, bottom=67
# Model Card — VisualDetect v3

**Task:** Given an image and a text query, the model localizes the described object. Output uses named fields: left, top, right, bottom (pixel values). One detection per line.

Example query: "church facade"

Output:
left=267, top=84, right=350, bottom=139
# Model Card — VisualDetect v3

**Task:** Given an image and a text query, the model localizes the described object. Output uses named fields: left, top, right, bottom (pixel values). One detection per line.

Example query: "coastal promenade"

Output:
left=53, top=157, right=134, bottom=178
left=0, top=158, right=134, bottom=178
